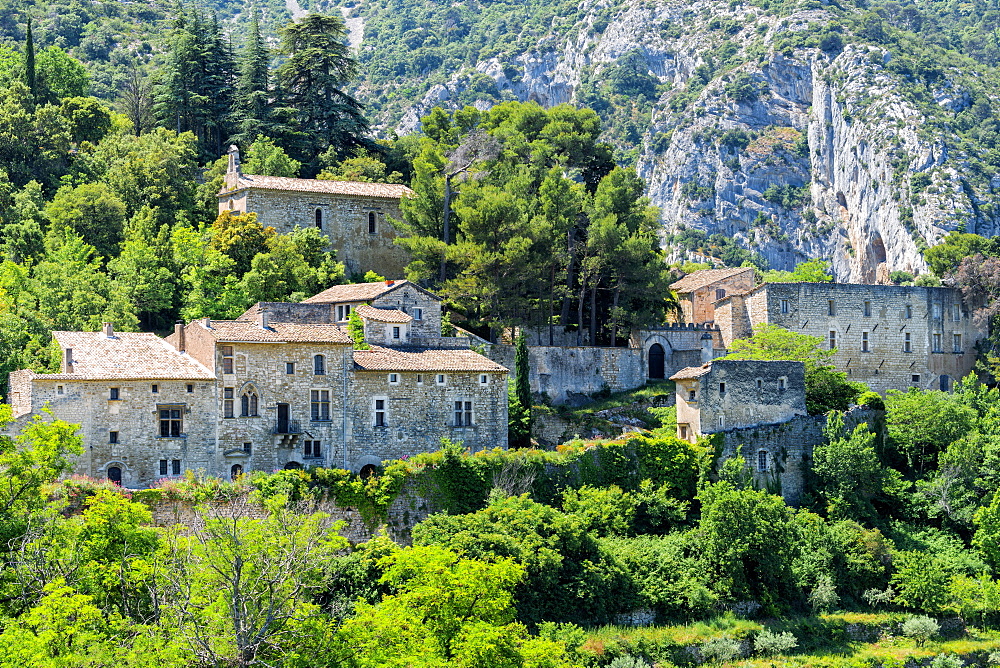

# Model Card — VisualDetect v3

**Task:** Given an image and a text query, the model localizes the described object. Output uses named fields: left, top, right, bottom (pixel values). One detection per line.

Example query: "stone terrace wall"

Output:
left=489, top=344, right=646, bottom=405
left=719, top=406, right=883, bottom=505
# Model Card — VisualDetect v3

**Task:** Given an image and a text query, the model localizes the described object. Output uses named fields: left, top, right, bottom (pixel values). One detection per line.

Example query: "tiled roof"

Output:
left=353, top=346, right=508, bottom=372
left=355, top=303, right=412, bottom=323
left=203, top=321, right=352, bottom=344
left=220, top=174, right=414, bottom=199
left=303, top=280, right=421, bottom=304
left=670, top=267, right=755, bottom=293
left=669, top=365, right=712, bottom=381
left=44, top=332, right=214, bottom=380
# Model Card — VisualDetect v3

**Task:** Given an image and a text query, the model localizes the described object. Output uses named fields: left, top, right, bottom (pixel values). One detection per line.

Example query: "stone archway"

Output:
left=648, top=343, right=665, bottom=379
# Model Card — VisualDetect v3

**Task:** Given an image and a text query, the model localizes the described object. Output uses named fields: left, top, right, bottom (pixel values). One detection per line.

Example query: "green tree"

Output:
left=508, top=332, right=532, bottom=448
left=59, top=97, right=112, bottom=145
left=925, top=232, right=998, bottom=278
left=973, top=494, right=1000, bottom=573
left=276, top=14, right=367, bottom=173
left=763, top=259, right=834, bottom=283
left=231, top=6, right=273, bottom=146
left=886, top=388, right=976, bottom=473
left=44, top=182, right=127, bottom=258
left=813, top=412, right=886, bottom=521
left=243, top=135, right=301, bottom=177
left=348, top=310, right=369, bottom=350
left=24, top=17, right=35, bottom=101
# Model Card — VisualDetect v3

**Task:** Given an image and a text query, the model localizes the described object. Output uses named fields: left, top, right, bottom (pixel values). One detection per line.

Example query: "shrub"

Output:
left=701, top=637, right=742, bottom=664
left=809, top=574, right=840, bottom=613
left=856, top=391, right=885, bottom=411
left=609, top=656, right=652, bottom=668
left=930, top=654, right=964, bottom=668
left=754, top=629, right=798, bottom=656
left=901, top=615, right=940, bottom=647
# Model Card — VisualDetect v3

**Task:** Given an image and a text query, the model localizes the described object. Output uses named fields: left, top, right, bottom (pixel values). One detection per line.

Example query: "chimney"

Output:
left=174, top=322, right=186, bottom=353
left=202, top=317, right=212, bottom=329
left=258, top=309, right=270, bottom=330
left=701, top=331, right=714, bottom=365
left=63, top=348, right=74, bottom=374
left=103, top=322, right=114, bottom=338
left=225, top=145, right=242, bottom=190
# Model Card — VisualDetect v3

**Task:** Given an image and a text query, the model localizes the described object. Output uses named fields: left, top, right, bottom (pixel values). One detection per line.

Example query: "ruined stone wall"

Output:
left=347, top=369, right=508, bottom=465
left=684, top=270, right=756, bottom=324
left=698, top=359, right=808, bottom=435
left=7, top=369, right=34, bottom=417
left=719, top=407, right=883, bottom=505
left=488, top=344, right=647, bottom=404
left=757, top=283, right=984, bottom=393
left=233, top=190, right=410, bottom=278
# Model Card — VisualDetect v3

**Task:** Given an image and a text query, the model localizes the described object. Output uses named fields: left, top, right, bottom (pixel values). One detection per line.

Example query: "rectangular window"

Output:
left=374, top=399, right=386, bottom=427
left=57, top=385, right=64, bottom=395
left=861, top=331, right=869, bottom=352
left=436, top=374, right=446, bottom=385
left=172, top=459, right=181, bottom=475
left=778, top=377, right=786, bottom=391
left=828, top=300, right=836, bottom=316
left=159, top=407, right=182, bottom=437
left=933, top=304, right=942, bottom=320
left=151, top=384, right=159, bottom=394
left=224, top=387, right=234, bottom=418
left=392, top=326, right=401, bottom=339
left=243, top=442, right=252, bottom=453
left=454, top=400, right=473, bottom=426
left=186, top=384, right=194, bottom=394
left=222, top=345, right=234, bottom=374
left=304, top=440, right=322, bottom=458
left=829, top=330, right=837, bottom=350
left=314, top=355, right=325, bottom=375
left=953, top=305, right=961, bottom=322
left=780, top=299, right=789, bottom=314
left=757, top=450, right=768, bottom=472
left=904, top=332, right=911, bottom=353
left=912, top=374, right=921, bottom=383
left=285, top=362, right=295, bottom=375
left=680, top=425, right=688, bottom=440
left=388, top=373, right=400, bottom=385
left=863, top=300, right=872, bottom=317
left=311, top=390, right=331, bottom=421
left=718, top=415, right=725, bottom=430
left=905, top=305, right=913, bottom=319
left=688, top=389, right=696, bottom=401
left=719, top=382, right=726, bottom=395
left=109, top=387, right=120, bottom=400
left=159, top=459, right=168, bottom=476
left=933, top=333, right=942, bottom=352
left=416, top=374, right=423, bottom=385
left=479, top=374, right=488, bottom=385
left=954, top=333, right=962, bottom=352
left=109, top=430, right=118, bottom=444
left=414, top=308, right=423, bottom=321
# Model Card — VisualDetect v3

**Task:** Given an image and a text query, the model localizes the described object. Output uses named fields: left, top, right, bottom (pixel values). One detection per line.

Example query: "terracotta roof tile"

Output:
left=669, top=365, right=712, bottom=381
left=670, top=267, right=756, bottom=293
left=353, top=346, right=508, bottom=372
left=204, top=321, right=352, bottom=344
left=47, top=332, right=214, bottom=380
left=355, top=303, right=412, bottom=323
left=221, top=174, right=414, bottom=199
left=303, top=280, right=424, bottom=304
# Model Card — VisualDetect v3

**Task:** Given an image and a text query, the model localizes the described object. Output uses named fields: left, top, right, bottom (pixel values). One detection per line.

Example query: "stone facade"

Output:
left=671, top=359, right=807, bottom=443
left=716, top=282, right=985, bottom=393
left=8, top=286, right=508, bottom=487
left=218, top=147, right=413, bottom=278
left=670, top=267, right=756, bottom=325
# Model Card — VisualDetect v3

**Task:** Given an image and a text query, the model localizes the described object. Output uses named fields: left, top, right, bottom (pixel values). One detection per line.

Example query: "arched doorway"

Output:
left=231, top=464, right=243, bottom=480
left=283, top=461, right=302, bottom=470
left=359, top=464, right=378, bottom=479
left=648, top=343, right=665, bottom=379
left=107, top=466, right=122, bottom=485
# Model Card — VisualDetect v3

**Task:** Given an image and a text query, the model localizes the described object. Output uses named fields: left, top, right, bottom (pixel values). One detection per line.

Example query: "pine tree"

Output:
left=276, top=14, right=368, bottom=174
left=24, top=17, right=36, bottom=101
left=231, top=6, right=272, bottom=146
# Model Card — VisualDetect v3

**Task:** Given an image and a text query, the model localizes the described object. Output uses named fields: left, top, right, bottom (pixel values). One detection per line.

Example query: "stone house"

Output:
left=218, top=146, right=414, bottom=278
left=670, top=267, right=756, bottom=325
left=7, top=285, right=508, bottom=487
left=714, top=282, right=985, bottom=393
left=670, top=359, right=807, bottom=445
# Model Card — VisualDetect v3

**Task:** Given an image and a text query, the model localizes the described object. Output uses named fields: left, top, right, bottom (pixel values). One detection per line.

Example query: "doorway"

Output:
left=648, top=343, right=665, bottom=379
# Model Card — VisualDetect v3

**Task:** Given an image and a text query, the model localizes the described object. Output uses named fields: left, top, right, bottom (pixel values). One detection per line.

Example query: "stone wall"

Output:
left=698, top=359, right=807, bottom=435
left=230, top=189, right=410, bottom=278
left=679, top=268, right=756, bottom=324
left=718, top=406, right=882, bottom=505
left=372, top=289, right=443, bottom=340
left=489, top=344, right=647, bottom=404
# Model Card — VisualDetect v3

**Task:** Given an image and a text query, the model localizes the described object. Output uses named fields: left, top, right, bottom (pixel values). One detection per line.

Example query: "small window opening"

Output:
left=719, top=382, right=726, bottom=394
left=757, top=450, right=769, bottom=472
left=285, top=362, right=295, bottom=375
left=186, top=384, right=194, bottom=393
left=863, top=300, right=872, bottom=317
left=368, top=211, right=377, bottom=234
left=315, top=208, right=323, bottom=229
left=151, top=384, right=159, bottom=394
left=109, top=430, right=119, bottom=444
left=314, top=354, right=326, bottom=375
left=109, top=387, right=120, bottom=400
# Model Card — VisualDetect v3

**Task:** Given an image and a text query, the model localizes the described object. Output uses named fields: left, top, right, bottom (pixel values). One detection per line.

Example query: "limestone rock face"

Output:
left=365, top=0, right=999, bottom=281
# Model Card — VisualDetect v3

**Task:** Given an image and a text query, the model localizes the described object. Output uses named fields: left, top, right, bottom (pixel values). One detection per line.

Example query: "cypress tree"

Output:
left=24, top=17, right=36, bottom=100
left=508, top=331, right=532, bottom=448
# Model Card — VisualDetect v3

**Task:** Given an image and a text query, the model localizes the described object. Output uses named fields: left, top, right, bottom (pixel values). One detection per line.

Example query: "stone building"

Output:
left=7, top=284, right=508, bottom=487
left=714, top=282, right=985, bottom=393
left=670, top=267, right=756, bottom=325
left=670, top=359, right=807, bottom=443
left=218, top=146, right=414, bottom=277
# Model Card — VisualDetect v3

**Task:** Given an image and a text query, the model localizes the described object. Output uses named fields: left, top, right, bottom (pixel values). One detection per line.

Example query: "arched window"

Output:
left=284, top=461, right=302, bottom=470
left=108, top=466, right=122, bottom=485
left=648, top=343, right=665, bottom=379
left=360, top=463, right=378, bottom=479
left=315, top=208, right=323, bottom=229
left=241, top=392, right=258, bottom=416
left=231, top=464, right=243, bottom=480
left=368, top=211, right=376, bottom=234
left=314, top=354, right=325, bottom=375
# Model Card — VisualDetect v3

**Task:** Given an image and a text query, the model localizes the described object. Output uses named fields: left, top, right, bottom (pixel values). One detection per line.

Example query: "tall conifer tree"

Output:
left=24, top=17, right=36, bottom=101
left=231, top=6, right=272, bottom=146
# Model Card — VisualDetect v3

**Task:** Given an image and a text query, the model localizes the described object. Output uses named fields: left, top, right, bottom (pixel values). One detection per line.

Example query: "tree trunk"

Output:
left=610, top=285, right=620, bottom=348
left=576, top=281, right=586, bottom=347
left=441, top=173, right=452, bottom=284
left=589, top=286, right=597, bottom=347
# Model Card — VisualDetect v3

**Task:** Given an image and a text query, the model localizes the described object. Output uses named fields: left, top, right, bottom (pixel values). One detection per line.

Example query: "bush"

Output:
left=856, top=391, right=885, bottom=411
left=754, top=629, right=798, bottom=656
left=930, top=654, right=964, bottom=668
left=901, top=615, right=940, bottom=647
left=609, top=656, right=652, bottom=668
left=701, top=637, right=742, bottom=664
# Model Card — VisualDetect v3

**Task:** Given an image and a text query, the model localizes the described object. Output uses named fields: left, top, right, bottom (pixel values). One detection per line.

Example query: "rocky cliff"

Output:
left=339, top=0, right=1000, bottom=282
